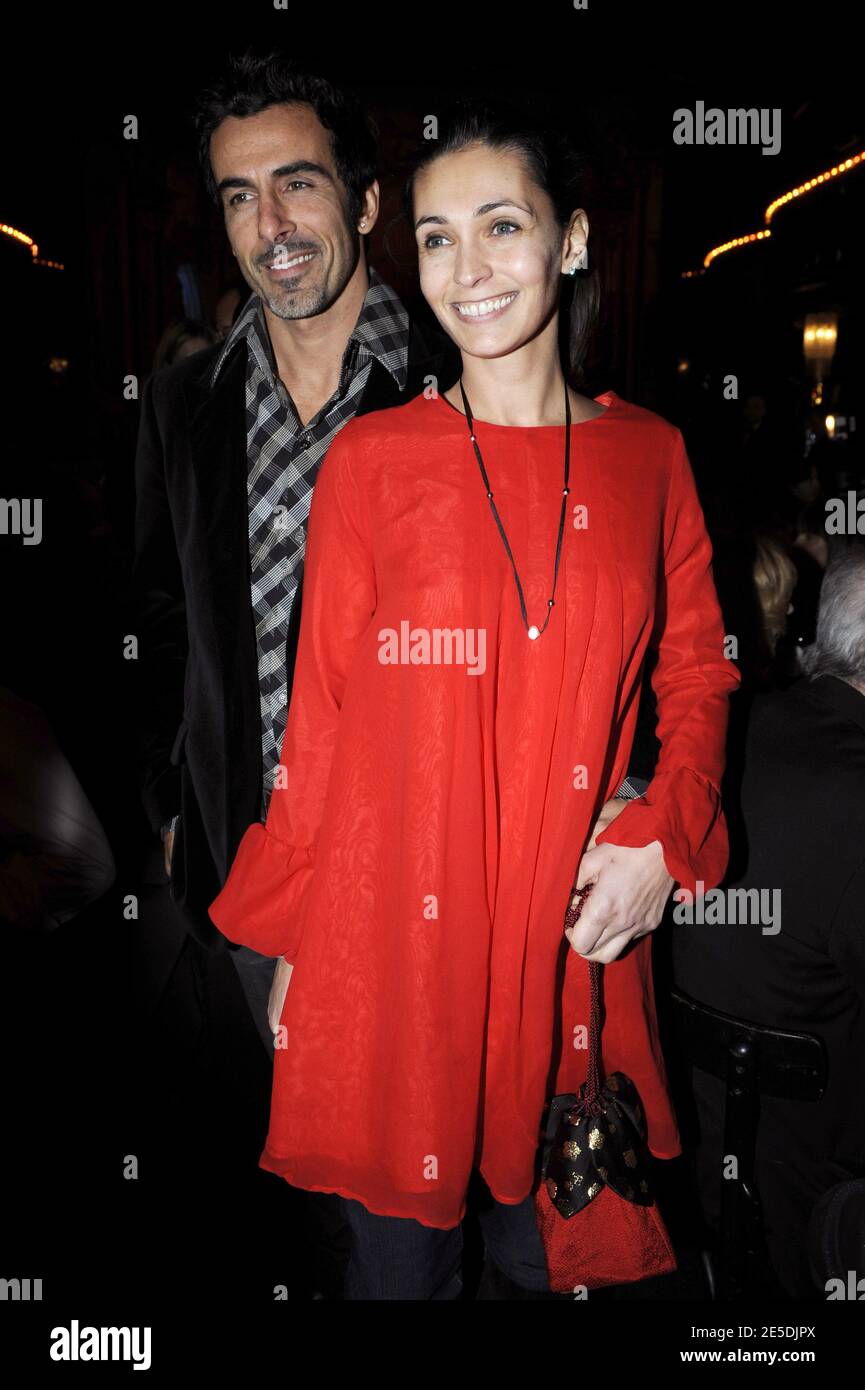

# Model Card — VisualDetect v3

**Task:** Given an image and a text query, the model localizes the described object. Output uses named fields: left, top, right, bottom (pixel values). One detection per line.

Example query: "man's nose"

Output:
left=257, top=194, right=297, bottom=246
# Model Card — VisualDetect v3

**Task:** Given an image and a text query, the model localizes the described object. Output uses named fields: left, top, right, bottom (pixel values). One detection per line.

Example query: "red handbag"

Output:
left=533, top=884, right=678, bottom=1293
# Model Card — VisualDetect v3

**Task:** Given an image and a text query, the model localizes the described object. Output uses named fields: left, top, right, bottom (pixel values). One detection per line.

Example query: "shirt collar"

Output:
left=209, top=265, right=409, bottom=393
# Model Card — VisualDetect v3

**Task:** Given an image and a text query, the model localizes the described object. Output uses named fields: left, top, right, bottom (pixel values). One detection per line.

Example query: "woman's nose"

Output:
left=452, top=242, right=491, bottom=288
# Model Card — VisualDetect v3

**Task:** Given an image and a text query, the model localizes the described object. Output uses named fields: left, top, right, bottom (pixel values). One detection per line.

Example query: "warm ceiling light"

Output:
left=702, top=228, right=771, bottom=269
left=766, top=150, right=864, bottom=223
left=0, top=221, right=38, bottom=257
left=683, top=148, right=865, bottom=277
left=803, top=312, right=839, bottom=384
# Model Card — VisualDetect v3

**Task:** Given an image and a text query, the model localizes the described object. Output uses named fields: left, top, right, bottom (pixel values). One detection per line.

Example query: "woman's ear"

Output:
left=561, top=209, right=589, bottom=274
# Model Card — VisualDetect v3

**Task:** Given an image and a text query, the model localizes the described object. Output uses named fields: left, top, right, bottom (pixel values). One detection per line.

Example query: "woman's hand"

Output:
left=565, top=823, right=675, bottom=964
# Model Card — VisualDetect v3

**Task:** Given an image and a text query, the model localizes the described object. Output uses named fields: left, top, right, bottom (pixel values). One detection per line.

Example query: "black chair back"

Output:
left=670, top=987, right=828, bottom=1299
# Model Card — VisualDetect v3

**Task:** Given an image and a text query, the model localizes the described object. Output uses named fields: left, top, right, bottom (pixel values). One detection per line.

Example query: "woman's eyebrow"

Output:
left=415, top=199, right=534, bottom=230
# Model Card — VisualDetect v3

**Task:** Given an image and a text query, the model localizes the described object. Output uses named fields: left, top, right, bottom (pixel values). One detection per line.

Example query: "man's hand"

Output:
left=566, top=835, right=675, bottom=965
left=163, top=829, right=175, bottom=878
left=268, top=957, right=294, bottom=1035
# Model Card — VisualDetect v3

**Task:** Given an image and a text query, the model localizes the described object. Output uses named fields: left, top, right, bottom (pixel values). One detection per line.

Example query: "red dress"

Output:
left=208, top=388, right=741, bottom=1229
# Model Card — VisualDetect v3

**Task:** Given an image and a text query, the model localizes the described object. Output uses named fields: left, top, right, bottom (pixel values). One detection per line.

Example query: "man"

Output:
left=673, top=546, right=865, bottom=1298
left=131, top=51, right=459, bottom=1057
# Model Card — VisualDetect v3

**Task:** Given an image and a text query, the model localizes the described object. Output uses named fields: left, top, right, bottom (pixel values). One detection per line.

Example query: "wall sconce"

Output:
left=803, top=312, right=838, bottom=382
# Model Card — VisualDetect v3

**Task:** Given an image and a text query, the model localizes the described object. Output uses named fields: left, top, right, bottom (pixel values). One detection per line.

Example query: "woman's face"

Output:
left=412, top=141, right=584, bottom=362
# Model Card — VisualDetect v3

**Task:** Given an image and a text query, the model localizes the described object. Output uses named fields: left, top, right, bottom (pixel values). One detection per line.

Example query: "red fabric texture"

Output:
left=208, top=388, right=741, bottom=1230
left=534, top=1181, right=678, bottom=1292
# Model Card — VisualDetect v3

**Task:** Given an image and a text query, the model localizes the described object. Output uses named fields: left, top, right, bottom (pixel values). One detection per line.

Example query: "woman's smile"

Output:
left=451, top=290, right=520, bottom=322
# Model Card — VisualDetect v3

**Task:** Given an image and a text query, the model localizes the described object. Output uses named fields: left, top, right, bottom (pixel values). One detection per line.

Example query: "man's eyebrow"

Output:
left=217, top=160, right=334, bottom=197
left=414, top=199, right=534, bottom=230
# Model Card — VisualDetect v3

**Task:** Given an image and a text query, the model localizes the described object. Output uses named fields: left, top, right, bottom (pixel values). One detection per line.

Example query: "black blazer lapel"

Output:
left=182, top=342, right=263, bottom=858
left=183, top=342, right=256, bottom=682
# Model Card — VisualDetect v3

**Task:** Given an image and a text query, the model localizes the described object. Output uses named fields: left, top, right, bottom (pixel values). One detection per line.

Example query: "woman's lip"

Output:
left=450, top=292, right=519, bottom=323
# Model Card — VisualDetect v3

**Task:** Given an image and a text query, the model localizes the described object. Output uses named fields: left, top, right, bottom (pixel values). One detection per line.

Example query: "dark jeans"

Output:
left=339, top=1183, right=550, bottom=1300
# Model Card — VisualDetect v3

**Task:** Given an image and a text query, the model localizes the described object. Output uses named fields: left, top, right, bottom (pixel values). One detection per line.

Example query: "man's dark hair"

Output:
left=192, top=50, right=378, bottom=229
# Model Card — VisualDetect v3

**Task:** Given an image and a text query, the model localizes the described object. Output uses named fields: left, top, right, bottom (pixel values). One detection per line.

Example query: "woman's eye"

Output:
left=421, top=221, right=519, bottom=249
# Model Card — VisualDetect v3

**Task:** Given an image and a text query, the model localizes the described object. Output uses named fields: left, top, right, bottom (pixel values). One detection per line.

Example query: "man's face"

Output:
left=210, top=102, right=362, bottom=319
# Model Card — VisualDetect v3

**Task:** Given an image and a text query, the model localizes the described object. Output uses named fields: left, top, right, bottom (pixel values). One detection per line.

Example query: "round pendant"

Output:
left=528, top=625, right=540, bottom=640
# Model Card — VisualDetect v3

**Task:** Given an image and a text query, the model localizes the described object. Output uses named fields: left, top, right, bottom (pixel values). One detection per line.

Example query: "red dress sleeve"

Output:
left=595, top=430, right=741, bottom=894
left=207, top=430, right=376, bottom=961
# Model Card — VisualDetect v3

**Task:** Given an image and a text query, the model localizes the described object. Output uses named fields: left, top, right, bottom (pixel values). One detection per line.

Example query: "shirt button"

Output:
left=276, top=690, right=287, bottom=706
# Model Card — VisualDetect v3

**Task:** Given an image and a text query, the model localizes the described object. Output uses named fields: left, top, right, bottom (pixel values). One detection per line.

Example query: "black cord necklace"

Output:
left=458, top=376, right=571, bottom=640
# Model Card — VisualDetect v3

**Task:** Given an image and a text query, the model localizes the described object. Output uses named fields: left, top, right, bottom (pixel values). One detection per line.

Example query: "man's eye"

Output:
left=229, top=181, right=310, bottom=208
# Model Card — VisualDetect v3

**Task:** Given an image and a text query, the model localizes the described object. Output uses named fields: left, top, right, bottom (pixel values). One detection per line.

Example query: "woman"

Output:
left=208, top=101, right=741, bottom=1298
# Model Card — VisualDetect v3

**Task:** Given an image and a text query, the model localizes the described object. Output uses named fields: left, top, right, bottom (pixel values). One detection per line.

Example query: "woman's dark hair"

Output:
left=402, top=99, right=600, bottom=386
left=192, top=50, right=378, bottom=231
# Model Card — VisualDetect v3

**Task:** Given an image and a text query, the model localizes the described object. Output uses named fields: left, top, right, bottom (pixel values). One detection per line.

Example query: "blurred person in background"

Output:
left=213, top=283, right=246, bottom=338
left=752, top=533, right=798, bottom=687
left=673, top=547, right=865, bottom=1298
left=153, top=318, right=218, bottom=371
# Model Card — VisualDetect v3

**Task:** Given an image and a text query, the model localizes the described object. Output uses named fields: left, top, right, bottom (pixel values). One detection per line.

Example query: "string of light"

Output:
left=0, top=221, right=64, bottom=269
left=682, top=147, right=865, bottom=276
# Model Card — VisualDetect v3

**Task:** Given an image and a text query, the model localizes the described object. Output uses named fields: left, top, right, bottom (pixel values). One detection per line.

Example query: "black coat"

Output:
left=130, top=314, right=459, bottom=949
